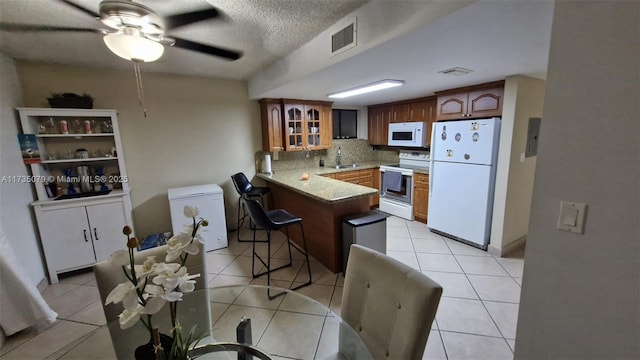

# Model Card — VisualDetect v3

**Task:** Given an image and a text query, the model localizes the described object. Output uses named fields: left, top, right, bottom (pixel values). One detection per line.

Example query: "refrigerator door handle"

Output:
left=429, top=121, right=437, bottom=196
left=429, top=160, right=435, bottom=196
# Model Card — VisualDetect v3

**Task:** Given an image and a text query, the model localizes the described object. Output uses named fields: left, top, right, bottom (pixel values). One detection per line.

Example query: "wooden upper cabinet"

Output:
left=436, top=81, right=504, bottom=121
left=260, top=99, right=332, bottom=152
left=367, top=106, right=390, bottom=145
left=304, top=104, right=323, bottom=149
left=409, top=101, right=428, bottom=121
left=284, top=103, right=305, bottom=151
left=320, top=105, right=332, bottom=148
left=392, top=104, right=410, bottom=123
left=259, top=99, right=284, bottom=151
left=467, top=87, right=504, bottom=118
left=436, top=93, right=467, bottom=120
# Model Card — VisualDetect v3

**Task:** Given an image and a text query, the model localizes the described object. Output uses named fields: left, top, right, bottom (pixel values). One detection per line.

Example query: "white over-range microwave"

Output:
left=388, top=121, right=428, bottom=147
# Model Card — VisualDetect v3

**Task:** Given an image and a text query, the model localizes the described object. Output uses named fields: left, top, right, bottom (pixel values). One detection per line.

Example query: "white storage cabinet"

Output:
left=35, top=199, right=128, bottom=282
left=18, top=108, right=133, bottom=283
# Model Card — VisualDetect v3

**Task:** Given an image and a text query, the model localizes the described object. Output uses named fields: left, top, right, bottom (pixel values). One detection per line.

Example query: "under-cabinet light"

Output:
left=328, top=79, right=405, bottom=99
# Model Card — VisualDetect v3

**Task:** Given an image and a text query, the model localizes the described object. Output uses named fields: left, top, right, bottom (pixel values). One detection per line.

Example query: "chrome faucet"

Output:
left=336, top=147, right=343, bottom=166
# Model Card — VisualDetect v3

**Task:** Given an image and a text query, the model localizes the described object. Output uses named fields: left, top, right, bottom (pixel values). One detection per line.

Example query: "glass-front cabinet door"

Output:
left=276, top=100, right=332, bottom=151
left=284, top=104, right=304, bottom=150
left=306, top=105, right=322, bottom=148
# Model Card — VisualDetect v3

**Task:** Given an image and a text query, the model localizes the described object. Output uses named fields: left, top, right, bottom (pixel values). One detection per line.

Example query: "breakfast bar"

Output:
left=256, top=170, right=377, bottom=273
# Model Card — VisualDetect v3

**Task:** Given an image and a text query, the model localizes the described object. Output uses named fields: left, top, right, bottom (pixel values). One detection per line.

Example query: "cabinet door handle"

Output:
left=94, top=228, right=99, bottom=240
left=83, top=229, right=88, bottom=242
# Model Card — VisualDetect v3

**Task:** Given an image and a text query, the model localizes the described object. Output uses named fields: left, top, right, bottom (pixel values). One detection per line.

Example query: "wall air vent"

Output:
left=437, top=67, right=474, bottom=76
left=331, top=17, right=357, bottom=56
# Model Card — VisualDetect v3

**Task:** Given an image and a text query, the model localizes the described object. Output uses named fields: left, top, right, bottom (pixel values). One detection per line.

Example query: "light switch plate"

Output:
left=557, top=201, right=587, bottom=234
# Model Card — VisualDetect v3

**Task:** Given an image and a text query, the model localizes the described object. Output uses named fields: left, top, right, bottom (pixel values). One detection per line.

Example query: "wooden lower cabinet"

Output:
left=327, top=168, right=379, bottom=207
left=413, top=173, right=429, bottom=222
left=371, top=168, right=380, bottom=207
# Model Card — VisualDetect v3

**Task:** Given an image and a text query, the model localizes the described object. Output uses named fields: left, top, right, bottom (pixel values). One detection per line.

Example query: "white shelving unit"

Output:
left=18, top=107, right=133, bottom=283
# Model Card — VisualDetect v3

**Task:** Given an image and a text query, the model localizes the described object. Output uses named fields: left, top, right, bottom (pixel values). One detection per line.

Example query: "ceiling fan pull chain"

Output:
left=133, top=61, right=147, bottom=118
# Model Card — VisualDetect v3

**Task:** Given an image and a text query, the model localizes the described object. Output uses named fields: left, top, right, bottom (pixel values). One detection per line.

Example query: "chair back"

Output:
left=94, top=242, right=210, bottom=358
left=340, top=244, right=442, bottom=360
left=242, top=197, right=277, bottom=231
left=231, top=172, right=253, bottom=195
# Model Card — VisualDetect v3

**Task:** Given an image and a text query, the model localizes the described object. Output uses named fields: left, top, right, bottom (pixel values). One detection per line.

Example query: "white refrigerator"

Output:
left=427, top=118, right=501, bottom=249
left=168, top=184, right=228, bottom=252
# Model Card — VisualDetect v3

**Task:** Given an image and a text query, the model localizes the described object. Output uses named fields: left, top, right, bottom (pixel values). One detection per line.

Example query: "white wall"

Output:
left=16, top=61, right=261, bottom=238
left=515, top=2, right=639, bottom=359
left=0, top=54, right=46, bottom=286
left=490, top=75, right=545, bottom=254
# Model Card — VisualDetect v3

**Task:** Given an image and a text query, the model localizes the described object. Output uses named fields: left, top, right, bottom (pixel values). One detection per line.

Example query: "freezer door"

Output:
left=432, top=118, right=500, bottom=165
left=427, top=161, right=494, bottom=248
left=169, top=194, right=228, bottom=251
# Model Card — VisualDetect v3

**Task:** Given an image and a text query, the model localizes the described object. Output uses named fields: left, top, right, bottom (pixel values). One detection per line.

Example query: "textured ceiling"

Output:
left=0, top=1, right=555, bottom=107
left=0, top=0, right=369, bottom=80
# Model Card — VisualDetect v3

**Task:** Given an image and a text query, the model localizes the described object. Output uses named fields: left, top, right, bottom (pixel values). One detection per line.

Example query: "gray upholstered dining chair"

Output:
left=340, top=244, right=443, bottom=360
left=94, top=242, right=211, bottom=359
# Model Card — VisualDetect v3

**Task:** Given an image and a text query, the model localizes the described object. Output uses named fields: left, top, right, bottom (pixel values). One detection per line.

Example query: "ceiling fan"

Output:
left=0, top=0, right=242, bottom=62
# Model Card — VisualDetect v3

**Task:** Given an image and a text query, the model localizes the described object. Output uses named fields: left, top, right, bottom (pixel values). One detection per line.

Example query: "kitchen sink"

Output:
left=334, top=164, right=360, bottom=169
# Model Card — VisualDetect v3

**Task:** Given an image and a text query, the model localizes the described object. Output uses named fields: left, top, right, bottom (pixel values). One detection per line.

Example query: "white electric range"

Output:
left=379, top=151, right=430, bottom=220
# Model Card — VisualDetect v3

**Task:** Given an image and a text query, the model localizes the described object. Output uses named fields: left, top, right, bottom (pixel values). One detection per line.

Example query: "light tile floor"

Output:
left=1, top=216, right=524, bottom=359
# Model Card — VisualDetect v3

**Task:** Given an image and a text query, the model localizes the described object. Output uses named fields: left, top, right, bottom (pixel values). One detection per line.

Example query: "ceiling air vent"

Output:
left=331, top=18, right=357, bottom=56
left=437, top=67, right=474, bottom=76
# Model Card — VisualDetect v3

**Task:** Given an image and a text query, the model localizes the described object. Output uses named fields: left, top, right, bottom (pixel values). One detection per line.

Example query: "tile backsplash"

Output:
left=255, top=139, right=399, bottom=173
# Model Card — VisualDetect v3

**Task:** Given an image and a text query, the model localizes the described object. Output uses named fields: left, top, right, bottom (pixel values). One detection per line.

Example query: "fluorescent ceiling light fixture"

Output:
left=103, top=28, right=164, bottom=62
left=328, top=79, right=405, bottom=99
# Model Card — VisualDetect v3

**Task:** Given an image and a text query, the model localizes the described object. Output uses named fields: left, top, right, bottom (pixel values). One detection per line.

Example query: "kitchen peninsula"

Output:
left=256, top=168, right=378, bottom=273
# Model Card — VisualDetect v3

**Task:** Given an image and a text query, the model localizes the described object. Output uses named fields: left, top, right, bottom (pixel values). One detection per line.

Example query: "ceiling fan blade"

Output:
left=0, top=23, right=101, bottom=33
left=171, top=37, right=241, bottom=61
left=58, top=0, right=100, bottom=19
left=164, top=8, right=219, bottom=30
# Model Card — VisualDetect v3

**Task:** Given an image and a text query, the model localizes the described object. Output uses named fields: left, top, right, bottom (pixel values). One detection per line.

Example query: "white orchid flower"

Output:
left=133, top=256, right=158, bottom=278
left=152, top=266, right=200, bottom=292
left=108, top=249, right=129, bottom=267
left=178, top=272, right=200, bottom=293
left=142, top=284, right=184, bottom=315
left=184, top=206, right=199, bottom=218
left=166, top=233, right=199, bottom=261
left=119, top=304, right=144, bottom=329
left=105, top=282, right=137, bottom=306
left=151, top=262, right=181, bottom=285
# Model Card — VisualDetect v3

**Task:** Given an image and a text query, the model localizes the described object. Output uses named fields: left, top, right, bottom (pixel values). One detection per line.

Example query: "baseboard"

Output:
left=37, top=276, right=49, bottom=294
left=489, top=235, right=527, bottom=257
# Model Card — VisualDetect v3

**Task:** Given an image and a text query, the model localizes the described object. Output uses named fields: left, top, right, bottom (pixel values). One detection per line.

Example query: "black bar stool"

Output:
left=231, top=172, right=271, bottom=242
left=242, top=196, right=312, bottom=299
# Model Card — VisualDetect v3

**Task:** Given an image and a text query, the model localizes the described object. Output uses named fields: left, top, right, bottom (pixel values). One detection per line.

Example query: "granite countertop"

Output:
left=256, top=161, right=388, bottom=203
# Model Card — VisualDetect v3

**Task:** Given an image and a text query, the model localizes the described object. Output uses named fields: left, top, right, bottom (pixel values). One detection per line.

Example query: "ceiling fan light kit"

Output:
left=103, top=28, right=164, bottom=62
left=1, top=0, right=241, bottom=61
